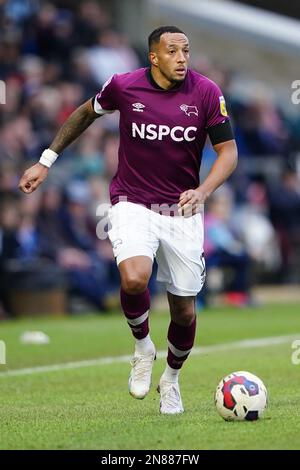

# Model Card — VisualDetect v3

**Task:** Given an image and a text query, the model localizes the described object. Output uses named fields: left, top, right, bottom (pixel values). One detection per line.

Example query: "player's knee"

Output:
left=121, top=274, right=148, bottom=295
left=172, top=305, right=195, bottom=327
left=178, top=312, right=195, bottom=327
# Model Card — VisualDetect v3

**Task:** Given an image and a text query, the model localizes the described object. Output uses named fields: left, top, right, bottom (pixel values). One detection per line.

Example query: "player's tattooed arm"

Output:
left=18, top=99, right=99, bottom=193
left=50, top=99, right=99, bottom=154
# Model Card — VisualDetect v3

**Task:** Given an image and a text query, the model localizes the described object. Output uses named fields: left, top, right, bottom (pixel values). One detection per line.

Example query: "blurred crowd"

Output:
left=0, top=0, right=300, bottom=315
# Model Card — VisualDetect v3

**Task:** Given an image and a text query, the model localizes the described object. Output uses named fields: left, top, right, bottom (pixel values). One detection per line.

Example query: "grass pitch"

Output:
left=0, top=303, right=299, bottom=450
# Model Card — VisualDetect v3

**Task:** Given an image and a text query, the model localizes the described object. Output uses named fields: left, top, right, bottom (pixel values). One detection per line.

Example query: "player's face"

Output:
left=150, top=33, right=190, bottom=85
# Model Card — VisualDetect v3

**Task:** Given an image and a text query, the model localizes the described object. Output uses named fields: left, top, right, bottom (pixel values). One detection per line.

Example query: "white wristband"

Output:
left=39, top=148, right=59, bottom=168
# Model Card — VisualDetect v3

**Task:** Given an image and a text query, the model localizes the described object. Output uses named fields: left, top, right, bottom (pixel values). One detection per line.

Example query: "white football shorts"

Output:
left=107, top=201, right=205, bottom=296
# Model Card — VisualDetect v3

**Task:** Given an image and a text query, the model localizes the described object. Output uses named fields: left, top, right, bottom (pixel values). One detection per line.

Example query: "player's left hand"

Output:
left=178, top=187, right=208, bottom=217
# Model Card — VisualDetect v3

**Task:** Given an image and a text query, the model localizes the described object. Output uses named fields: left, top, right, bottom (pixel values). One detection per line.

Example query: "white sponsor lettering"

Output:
left=158, top=125, right=170, bottom=140
left=132, top=122, right=197, bottom=142
left=145, top=123, right=157, bottom=140
left=184, top=127, right=197, bottom=141
left=170, top=126, right=184, bottom=142
left=132, top=122, right=145, bottom=139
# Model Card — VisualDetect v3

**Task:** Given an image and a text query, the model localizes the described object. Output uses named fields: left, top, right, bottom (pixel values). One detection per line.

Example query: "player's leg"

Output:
left=158, top=293, right=196, bottom=414
left=108, top=202, right=158, bottom=399
left=119, top=255, right=155, bottom=354
left=156, top=212, right=205, bottom=414
left=165, top=293, right=196, bottom=381
left=119, top=256, right=156, bottom=399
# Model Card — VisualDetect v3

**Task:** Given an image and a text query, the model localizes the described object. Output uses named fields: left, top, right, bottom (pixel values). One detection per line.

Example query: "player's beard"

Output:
left=171, top=75, right=186, bottom=84
left=160, top=66, right=187, bottom=86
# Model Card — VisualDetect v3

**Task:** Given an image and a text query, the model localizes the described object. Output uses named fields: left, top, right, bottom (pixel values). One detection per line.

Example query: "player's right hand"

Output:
left=19, top=162, right=49, bottom=194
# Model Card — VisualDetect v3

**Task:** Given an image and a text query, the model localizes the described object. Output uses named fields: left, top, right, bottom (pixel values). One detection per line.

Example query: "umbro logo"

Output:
left=132, top=102, right=145, bottom=112
left=180, top=104, right=198, bottom=116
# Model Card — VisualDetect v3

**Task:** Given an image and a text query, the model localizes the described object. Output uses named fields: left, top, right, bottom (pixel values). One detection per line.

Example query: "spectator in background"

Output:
left=230, top=84, right=289, bottom=157
left=232, top=180, right=281, bottom=279
left=102, top=131, right=119, bottom=179
left=70, top=48, right=99, bottom=100
left=37, top=181, right=118, bottom=310
left=74, top=1, right=111, bottom=48
left=37, top=184, right=65, bottom=260
left=0, top=197, right=20, bottom=316
left=203, top=185, right=251, bottom=306
left=4, top=0, right=39, bottom=25
left=17, top=190, right=41, bottom=260
left=0, top=28, right=21, bottom=79
left=35, top=3, right=76, bottom=64
left=0, top=190, right=65, bottom=316
left=72, top=129, right=105, bottom=181
left=268, top=168, right=300, bottom=282
left=87, top=29, right=140, bottom=84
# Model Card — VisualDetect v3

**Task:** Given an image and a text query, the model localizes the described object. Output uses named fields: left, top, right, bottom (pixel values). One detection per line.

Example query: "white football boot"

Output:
left=157, top=378, right=184, bottom=414
left=128, top=350, right=156, bottom=399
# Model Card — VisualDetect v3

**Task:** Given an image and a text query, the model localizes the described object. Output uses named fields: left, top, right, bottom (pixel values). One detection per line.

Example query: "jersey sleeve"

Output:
left=93, top=75, right=119, bottom=115
left=204, top=81, right=230, bottom=129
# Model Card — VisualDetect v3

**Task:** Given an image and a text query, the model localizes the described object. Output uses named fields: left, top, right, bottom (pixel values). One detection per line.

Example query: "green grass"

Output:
left=0, top=303, right=299, bottom=450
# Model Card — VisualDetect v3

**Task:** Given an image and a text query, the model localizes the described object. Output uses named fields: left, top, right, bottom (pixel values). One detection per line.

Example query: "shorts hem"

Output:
left=164, top=283, right=203, bottom=297
left=116, top=248, right=154, bottom=265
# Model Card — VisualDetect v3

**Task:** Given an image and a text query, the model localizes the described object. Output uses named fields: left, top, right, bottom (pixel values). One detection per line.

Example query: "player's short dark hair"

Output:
left=148, top=26, right=186, bottom=51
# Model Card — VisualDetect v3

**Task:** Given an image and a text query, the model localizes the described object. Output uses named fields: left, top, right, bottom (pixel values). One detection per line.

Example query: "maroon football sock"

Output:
left=120, top=288, right=150, bottom=340
left=167, top=317, right=196, bottom=369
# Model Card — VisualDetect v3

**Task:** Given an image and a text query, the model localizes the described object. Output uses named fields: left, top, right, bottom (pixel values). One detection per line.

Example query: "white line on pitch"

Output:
left=0, top=334, right=298, bottom=378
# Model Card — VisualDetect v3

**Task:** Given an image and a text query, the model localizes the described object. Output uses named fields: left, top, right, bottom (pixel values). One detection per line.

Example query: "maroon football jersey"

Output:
left=95, top=68, right=229, bottom=208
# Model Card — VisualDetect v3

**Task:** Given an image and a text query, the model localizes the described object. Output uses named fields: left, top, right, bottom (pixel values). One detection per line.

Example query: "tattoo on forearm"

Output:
left=50, top=103, right=96, bottom=153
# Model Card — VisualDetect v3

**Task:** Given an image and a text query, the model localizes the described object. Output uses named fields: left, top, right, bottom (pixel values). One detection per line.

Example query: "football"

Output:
left=215, top=371, right=268, bottom=421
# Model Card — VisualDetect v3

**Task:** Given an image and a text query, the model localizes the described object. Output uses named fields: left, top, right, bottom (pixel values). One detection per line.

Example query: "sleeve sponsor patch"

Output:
left=219, top=96, right=228, bottom=117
